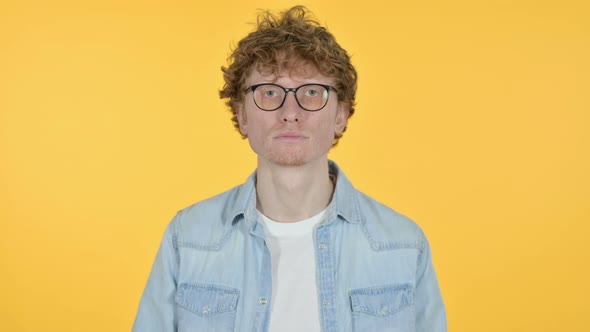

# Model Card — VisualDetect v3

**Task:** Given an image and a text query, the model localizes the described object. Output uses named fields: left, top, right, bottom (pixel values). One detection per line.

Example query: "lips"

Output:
left=275, top=131, right=307, bottom=141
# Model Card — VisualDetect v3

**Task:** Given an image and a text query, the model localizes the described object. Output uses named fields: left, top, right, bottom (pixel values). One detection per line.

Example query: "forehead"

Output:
left=246, top=61, right=333, bottom=86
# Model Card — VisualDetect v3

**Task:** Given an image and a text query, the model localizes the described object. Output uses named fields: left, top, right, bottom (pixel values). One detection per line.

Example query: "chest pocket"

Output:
left=176, top=283, right=239, bottom=332
left=349, top=284, right=415, bottom=332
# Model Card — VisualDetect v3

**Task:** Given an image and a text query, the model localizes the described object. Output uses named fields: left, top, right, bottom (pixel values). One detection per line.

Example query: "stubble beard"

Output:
left=264, top=144, right=308, bottom=167
left=252, top=135, right=332, bottom=167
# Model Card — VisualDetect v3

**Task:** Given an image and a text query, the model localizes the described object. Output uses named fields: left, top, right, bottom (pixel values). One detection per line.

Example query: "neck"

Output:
left=255, top=158, right=334, bottom=223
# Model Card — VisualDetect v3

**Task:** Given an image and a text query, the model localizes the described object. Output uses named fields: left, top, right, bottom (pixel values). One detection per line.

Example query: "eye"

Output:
left=257, top=85, right=282, bottom=98
left=264, top=90, right=278, bottom=97
left=304, top=89, right=320, bottom=97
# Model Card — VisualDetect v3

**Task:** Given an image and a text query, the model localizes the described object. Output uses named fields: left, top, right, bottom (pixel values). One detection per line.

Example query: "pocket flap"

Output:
left=349, top=284, right=414, bottom=316
left=176, top=283, right=239, bottom=317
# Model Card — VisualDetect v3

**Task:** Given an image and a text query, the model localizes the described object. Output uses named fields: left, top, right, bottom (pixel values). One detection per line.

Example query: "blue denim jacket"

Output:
left=132, top=162, right=447, bottom=332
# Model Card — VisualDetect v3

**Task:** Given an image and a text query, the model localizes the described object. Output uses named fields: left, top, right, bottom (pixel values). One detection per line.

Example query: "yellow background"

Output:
left=1, top=0, right=589, bottom=331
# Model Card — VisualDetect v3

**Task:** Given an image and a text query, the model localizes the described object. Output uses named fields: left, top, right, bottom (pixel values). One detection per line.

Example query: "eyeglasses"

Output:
left=245, top=83, right=337, bottom=112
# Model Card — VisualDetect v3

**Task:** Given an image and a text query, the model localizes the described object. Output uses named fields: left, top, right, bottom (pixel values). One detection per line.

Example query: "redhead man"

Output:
left=133, top=6, right=446, bottom=332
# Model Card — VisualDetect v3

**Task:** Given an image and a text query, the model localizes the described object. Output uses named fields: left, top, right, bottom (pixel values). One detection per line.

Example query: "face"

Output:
left=236, top=64, right=349, bottom=167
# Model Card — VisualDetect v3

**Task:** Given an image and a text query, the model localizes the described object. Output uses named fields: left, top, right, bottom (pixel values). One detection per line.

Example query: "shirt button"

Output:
left=323, top=299, right=331, bottom=306
left=201, top=305, right=211, bottom=314
left=259, top=297, right=268, bottom=305
left=318, top=243, right=327, bottom=249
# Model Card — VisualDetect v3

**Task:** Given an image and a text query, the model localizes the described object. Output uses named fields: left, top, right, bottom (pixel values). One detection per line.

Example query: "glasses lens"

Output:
left=296, top=84, right=329, bottom=111
left=253, top=85, right=284, bottom=111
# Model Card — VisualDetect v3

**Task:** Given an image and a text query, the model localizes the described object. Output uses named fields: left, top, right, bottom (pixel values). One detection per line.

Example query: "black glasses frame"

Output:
left=245, top=83, right=337, bottom=112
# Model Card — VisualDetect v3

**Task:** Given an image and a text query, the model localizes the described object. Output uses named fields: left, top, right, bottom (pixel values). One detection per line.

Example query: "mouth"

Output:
left=274, top=132, right=308, bottom=141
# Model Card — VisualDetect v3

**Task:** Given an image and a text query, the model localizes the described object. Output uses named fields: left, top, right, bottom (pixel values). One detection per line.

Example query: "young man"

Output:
left=133, top=6, right=446, bottom=332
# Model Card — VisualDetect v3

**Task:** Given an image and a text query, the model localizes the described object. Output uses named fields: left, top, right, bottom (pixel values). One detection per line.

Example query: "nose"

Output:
left=280, top=92, right=302, bottom=123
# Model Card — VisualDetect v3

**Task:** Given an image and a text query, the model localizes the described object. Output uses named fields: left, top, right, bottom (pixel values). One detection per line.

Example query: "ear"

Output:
left=334, top=103, right=350, bottom=135
left=236, top=103, right=248, bottom=136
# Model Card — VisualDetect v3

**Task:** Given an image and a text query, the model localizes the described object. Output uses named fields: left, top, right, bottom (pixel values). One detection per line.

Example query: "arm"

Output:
left=415, top=231, right=447, bottom=332
left=132, top=219, right=179, bottom=332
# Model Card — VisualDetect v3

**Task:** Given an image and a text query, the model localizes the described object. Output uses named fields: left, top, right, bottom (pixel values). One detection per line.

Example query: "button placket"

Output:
left=315, top=226, right=339, bottom=331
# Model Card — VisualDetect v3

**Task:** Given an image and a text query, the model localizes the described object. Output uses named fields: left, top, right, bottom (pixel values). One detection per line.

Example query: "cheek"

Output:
left=314, top=115, right=338, bottom=143
left=319, top=120, right=335, bottom=135
left=244, top=113, right=271, bottom=144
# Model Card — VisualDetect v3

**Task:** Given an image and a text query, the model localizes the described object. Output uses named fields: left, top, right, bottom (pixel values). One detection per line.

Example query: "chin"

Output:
left=261, top=147, right=312, bottom=167
left=255, top=143, right=329, bottom=167
left=268, top=154, right=308, bottom=167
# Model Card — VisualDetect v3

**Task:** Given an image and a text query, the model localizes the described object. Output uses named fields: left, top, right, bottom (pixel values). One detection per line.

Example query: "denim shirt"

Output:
left=132, top=161, right=447, bottom=332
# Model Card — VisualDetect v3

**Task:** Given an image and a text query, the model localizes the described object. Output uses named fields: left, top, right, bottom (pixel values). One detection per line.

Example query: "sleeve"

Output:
left=132, top=218, right=179, bottom=332
left=415, top=230, right=447, bottom=332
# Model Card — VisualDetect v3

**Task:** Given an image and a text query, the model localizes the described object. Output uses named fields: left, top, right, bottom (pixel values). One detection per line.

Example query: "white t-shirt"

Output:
left=258, top=208, right=327, bottom=332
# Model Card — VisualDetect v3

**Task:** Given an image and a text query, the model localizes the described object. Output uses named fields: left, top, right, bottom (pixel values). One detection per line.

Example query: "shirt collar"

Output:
left=326, top=160, right=362, bottom=224
left=229, top=160, right=362, bottom=228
